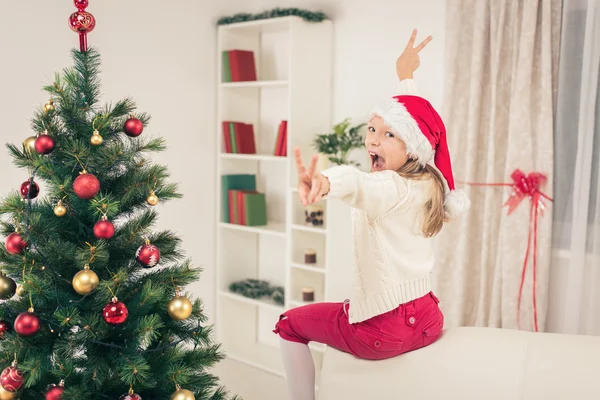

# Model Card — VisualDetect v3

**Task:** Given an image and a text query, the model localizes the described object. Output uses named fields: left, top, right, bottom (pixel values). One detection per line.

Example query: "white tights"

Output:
left=279, top=337, right=315, bottom=400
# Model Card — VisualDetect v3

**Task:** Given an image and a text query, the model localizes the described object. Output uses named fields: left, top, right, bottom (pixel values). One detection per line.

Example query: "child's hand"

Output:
left=294, top=147, right=330, bottom=206
left=396, top=29, right=432, bottom=81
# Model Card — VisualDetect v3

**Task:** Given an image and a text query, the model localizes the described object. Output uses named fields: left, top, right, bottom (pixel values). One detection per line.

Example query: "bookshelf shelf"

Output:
left=220, top=80, right=289, bottom=88
left=291, top=224, right=327, bottom=235
left=216, top=16, right=333, bottom=379
left=218, top=290, right=285, bottom=313
left=220, top=153, right=287, bottom=162
left=219, top=221, right=286, bottom=237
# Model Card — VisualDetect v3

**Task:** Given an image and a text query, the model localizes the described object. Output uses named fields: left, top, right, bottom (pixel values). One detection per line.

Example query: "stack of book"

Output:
left=221, top=174, right=267, bottom=226
left=222, top=50, right=257, bottom=82
left=222, top=121, right=256, bottom=154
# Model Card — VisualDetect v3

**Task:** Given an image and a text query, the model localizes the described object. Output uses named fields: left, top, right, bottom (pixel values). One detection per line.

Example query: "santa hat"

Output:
left=369, top=95, right=470, bottom=218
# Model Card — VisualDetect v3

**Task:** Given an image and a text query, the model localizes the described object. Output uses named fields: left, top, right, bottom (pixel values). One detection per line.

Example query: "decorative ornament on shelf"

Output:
left=305, top=204, right=324, bottom=226
left=120, top=387, right=142, bottom=400
left=313, top=118, right=366, bottom=167
left=0, top=321, right=11, bottom=339
left=93, top=215, right=114, bottom=239
left=102, top=297, right=128, bottom=325
left=302, top=287, right=315, bottom=302
left=0, top=273, right=17, bottom=300
left=304, top=248, right=317, bottom=264
left=68, top=0, right=95, bottom=52
left=14, top=308, right=41, bottom=337
left=35, top=132, right=56, bottom=155
left=146, top=190, right=159, bottom=206
left=72, top=264, right=99, bottom=295
left=123, top=115, right=143, bottom=137
left=22, top=136, right=37, bottom=157
left=54, top=200, right=67, bottom=217
left=167, top=289, right=193, bottom=321
left=459, top=168, right=553, bottom=333
left=90, top=129, right=103, bottom=146
left=73, top=170, right=100, bottom=199
left=217, top=7, right=327, bottom=25
left=45, top=380, right=65, bottom=400
left=20, top=179, right=40, bottom=199
left=170, top=386, right=195, bottom=400
left=229, top=279, right=285, bottom=306
left=136, top=239, right=160, bottom=268
left=43, top=98, right=55, bottom=113
left=0, top=361, right=23, bottom=393
left=4, top=233, right=27, bottom=255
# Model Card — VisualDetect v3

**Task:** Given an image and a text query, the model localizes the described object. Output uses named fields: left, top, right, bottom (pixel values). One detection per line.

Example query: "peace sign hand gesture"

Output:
left=396, top=29, right=433, bottom=81
left=294, top=147, right=330, bottom=206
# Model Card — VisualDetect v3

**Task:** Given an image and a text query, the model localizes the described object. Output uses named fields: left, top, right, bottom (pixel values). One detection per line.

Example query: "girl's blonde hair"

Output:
left=397, top=159, right=446, bottom=238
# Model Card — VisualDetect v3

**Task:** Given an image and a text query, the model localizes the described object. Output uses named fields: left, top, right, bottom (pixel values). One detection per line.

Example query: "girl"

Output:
left=273, top=30, right=470, bottom=400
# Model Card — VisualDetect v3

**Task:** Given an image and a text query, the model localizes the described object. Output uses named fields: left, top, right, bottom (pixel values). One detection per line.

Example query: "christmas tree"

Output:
left=0, top=2, right=234, bottom=400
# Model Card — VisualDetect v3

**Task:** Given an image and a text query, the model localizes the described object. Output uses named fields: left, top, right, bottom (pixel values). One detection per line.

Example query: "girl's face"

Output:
left=365, top=115, right=409, bottom=172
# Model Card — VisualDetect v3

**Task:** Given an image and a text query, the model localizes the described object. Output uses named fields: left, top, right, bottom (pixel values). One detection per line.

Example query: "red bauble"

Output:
left=20, top=180, right=40, bottom=199
left=0, top=364, right=23, bottom=392
left=73, top=0, right=89, bottom=10
left=120, top=393, right=142, bottom=400
left=102, top=298, right=128, bottom=325
left=5, top=233, right=27, bottom=255
left=94, top=218, right=115, bottom=239
left=45, top=384, right=65, bottom=400
left=14, top=311, right=41, bottom=337
left=0, top=321, right=11, bottom=339
left=34, top=134, right=56, bottom=155
left=123, top=117, right=143, bottom=137
left=136, top=242, right=160, bottom=268
left=69, top=10, right=95, bottom=33
left=73, top=172, right=100, bottom=199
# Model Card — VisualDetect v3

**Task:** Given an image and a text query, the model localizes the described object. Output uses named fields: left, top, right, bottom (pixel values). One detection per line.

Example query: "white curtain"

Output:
left=546, top=0, right=600, bottom=335
left=434, top=0, right=562, bottom=331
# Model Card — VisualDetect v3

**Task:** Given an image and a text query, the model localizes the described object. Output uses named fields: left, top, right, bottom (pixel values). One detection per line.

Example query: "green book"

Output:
left=222, top=51, right=231, bottom=82
left=229, top=122, right=237, bottom=153
left=244, top=192, right=267, bottom=226
left=221, top=174, right=256, bottom=222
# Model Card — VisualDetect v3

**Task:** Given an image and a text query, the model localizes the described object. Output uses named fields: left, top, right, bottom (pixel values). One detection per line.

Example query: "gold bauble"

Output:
left=167, top=295, right=193, bottom=320
left=22, top=136, right=37, bottom=156
left=72, top=266, right=99, bottom=295
left=15, top=284, right=25, bottom=297
left=147, top=191, right=159, bottom=206
left=43, top=98, right=55, bottom=113
left=170, top=389, right=195, bottom=400
left=0, top=273, right=16, bottom=300
left=0, top=385, right=21, bottom=400
left=54, top=201, right=67, bottom=217
left=90, top=129, right=103, bottom=146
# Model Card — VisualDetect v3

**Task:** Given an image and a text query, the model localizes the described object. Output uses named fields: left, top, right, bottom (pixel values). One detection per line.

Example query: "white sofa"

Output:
left=317, top=326, right=600, bottom=399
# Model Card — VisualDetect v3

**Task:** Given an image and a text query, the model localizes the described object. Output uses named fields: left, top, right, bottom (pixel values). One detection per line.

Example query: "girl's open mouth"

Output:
left=369, top=151, right=385, bottom=171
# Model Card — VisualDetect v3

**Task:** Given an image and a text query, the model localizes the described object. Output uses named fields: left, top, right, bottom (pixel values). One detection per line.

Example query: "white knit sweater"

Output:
left=321, top=78, right=436, bottom=324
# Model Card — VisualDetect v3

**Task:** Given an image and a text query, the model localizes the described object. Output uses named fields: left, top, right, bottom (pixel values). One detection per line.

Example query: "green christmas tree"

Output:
left=0, top=45, right=234, bottom=400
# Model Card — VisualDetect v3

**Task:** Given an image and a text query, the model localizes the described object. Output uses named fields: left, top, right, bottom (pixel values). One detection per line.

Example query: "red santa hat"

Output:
left=369, top=95, right=470, bottom=218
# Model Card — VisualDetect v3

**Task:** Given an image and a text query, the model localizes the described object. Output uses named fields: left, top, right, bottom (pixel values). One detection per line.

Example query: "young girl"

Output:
left=273, top=30, right=470, bottom=400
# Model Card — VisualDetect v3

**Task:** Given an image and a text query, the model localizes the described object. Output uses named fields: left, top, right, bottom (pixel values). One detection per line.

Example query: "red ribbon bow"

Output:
left=462, top=169, right=552, bottom=332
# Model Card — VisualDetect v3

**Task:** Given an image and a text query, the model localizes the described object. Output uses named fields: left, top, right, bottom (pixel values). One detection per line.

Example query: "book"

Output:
left=221, top=174, right=256, bottom=222
left=222, top=121, right=256, bottom=154
left=243, top=192, right=267, bottom=226
left=274, top=120, right=288, bottom=156
left=221, top=50, right=257, bottom=82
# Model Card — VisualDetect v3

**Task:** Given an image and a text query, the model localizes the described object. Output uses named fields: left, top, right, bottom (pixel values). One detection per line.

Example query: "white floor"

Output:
left=213, top=358, right=290, bottom=400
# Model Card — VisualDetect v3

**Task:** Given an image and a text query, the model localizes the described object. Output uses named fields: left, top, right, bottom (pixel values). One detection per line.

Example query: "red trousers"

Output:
left=273, top=292, right=443, bottom=360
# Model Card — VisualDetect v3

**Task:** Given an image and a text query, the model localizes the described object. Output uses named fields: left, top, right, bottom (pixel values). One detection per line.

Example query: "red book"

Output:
left=276, top=121, right=288, bottom=156
left=280, top=122, right=287, bottom=156
left=237, top=191, right=245, bottom=225
left=240, top=123, right=256, bottom=154
left=228, top=50, right=257, bottom=82
left=228, top=190, right=237, bottom=224
left=222, top=121, right=232, bottom=153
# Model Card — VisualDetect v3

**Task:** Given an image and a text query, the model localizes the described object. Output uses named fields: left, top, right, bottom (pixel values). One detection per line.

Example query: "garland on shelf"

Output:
left=229, top=279, right=285, bottom=306
left=217, top=8, right=328, bottom=25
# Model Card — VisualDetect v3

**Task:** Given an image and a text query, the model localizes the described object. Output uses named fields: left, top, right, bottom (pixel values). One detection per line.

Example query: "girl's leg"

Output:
left=273, top=301, right=354, bottom=400
left=279, top=338, right=315, bottom=400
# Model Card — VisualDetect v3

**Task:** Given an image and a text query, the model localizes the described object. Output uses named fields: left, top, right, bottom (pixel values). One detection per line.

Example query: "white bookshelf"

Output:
left=215, top=16, right=333, bottom=379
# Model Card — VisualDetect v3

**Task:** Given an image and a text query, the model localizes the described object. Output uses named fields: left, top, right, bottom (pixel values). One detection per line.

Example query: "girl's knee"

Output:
left=273, top=312, right=309, bottom=344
